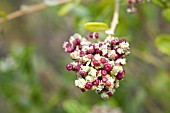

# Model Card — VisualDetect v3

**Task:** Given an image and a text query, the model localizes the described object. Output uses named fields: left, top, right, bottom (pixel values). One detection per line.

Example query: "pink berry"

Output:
left=79, top=71, right=87, bottom=76
left=93, top=79, right=99, bottom=86
left=81, top=88, right=86, bottom=92
left=87, top=54, right=93, bottom=59
left=119, top=39, right=126, bottom=43
left=93, top=60, right=100, bottom=66
left=89, top=32, right=93, bottom=38
left=99, top=43, right=103, bottom=47
left=94, top=33, right=99, bottom=38
left=95, top=49, right=102, bottom=55
left=111, top=40, right=116, bottom=45
left=67, top=46, right=74, bottom=53
left=101, top=70, right=107, bottom=76
left=104, top=64, right=112, bottom=71
left=100, top=58, right=107, bottom=64
left=66, top=64, right=73, bottom=71
left=85, top=82, right=93, bottom=89
left=75, top=64, right=81, bottom=72
left=107, top=92, right=113, bottom=97
left=116, top=70, right=125, bottom=80
left=80, top=51, right=85, bottom=57
left=106, top=81, right=111, bottom=86
left=102, top=77, right=108, bottom=83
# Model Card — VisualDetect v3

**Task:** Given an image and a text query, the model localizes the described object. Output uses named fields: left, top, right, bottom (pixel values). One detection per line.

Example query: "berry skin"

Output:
left=106, top=81, right=111, bottom=87
left=93, top=60, right=100, bottom=66
left=104, top=64, right=112, bottom=71
left=79, top=71, right=87, bottom=76
left=93, top=79, right=99, bottom=86
left=67, top=46, right=74, bottom=53
left=116, top=70, right=125, bottom=80
left=95, top=49, right=102, bottom=55
left=89, top=32, right=93, bottom=38
left=107, top=92, right=113, bottom=97
left=85, top=82, right=93, bottom=89
left=66, top=64, right=73, bottom=71
left=111, top=40, right=116, bottom=45
left=119, top=39, right=126, bottom=43
left=81, top=88, right=86, bottom=92
left=102, top=77, right=108, bottom=83
left=95, top=33, right=99, bottom=38
left=100, top=58, right=107, bottom=64
left=101, top=70, right=107, bottom=76
left=75, top=64, right=81, bottom=72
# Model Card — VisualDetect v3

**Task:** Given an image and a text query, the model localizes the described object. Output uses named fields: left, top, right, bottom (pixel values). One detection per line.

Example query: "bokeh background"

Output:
left=0, top=0, right=170, bottom=113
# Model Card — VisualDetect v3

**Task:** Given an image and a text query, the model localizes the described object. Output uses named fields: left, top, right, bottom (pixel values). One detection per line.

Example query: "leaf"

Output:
left=62, top=99, right=89, bottom=113
left=162, top=8, right=170, bottom=23
left=155, top=34, right=170, bottom=55
left=0, top=11, right=7, bottom=18
left=84, top=22, right=109, bottom=32
left=58, top=3, right=75, bottom=16
left=152, top=0, right=166, bottom=7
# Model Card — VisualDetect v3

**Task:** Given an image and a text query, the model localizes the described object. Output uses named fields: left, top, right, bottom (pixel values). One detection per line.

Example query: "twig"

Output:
left=0, top=0, right=70, bottom=24
left=105, top=0, right=120, bottom=35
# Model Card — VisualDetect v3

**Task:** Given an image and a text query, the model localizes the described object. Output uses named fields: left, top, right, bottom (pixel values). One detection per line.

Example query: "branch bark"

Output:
left=0, top=0, right=69, bottom=24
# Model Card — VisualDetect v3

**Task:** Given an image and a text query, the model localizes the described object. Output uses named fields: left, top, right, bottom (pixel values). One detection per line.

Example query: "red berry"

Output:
left=87, top=54, right=93, bottom=59
left=75, top=64, right=81, bottom=72
left=81, top=88, right=86, bottom=92
left=107, top=92, right=113, bottom=97
left=95, top=49, right=102, bottom=55
left=94, top=33, right=99, bottom=38
left=80, top=51, right=85, bottom=57
left=106, top=81, right=111, bottom=86
left=93, top=60, right=100, bottom=66
left=102, top=77, right=108, bottom=83
left=87, top=48, right=95, bottom=54
left=93, top=79, right=99, bottom=86
left=99, top=43, right=103, bottom=47
left=119, top=39, right=126, bottom=43
left=100, top=58, right=107, bottom=64
left=89, top=32, right=93, bottom=38
left=79, top=71, right=87, bottom=76
left=116, top=70, right=125, bottom=80
left=85, top=82, right=93, bottom=89
left=111, top=40, right=116, bottom=45
left=66, top=64, right=73, bottom=71
left=67, top=46, right=74, bottom=53
left=101, top=70, right=107, bottom=76
left=104, top=64, right=112, bottom=71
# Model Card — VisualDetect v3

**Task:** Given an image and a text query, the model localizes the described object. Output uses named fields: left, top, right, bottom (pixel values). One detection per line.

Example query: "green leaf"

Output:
left=155, top=34, right=170, bottom=55
left=162, top=8, right=170, bottom=23
left=62, top=99, right=89, bottom=113
left=0, top=11, right=7, bottom=17
left=152, top=0, right=166, bottom=7
left=58, top=3, right=75, bottom=16
left=84, top=22, right=109, bottom=32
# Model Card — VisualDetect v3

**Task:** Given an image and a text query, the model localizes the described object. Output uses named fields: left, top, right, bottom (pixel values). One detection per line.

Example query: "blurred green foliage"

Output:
left=0, top=0, right=170, bottom=113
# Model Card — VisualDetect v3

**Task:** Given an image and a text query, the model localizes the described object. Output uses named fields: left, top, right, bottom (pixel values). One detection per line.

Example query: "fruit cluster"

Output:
left=63, top=33, right=130, bottom=99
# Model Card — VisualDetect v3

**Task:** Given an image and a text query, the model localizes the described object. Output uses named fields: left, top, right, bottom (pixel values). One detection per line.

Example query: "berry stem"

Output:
left=105, top=0, right=120, bottom=35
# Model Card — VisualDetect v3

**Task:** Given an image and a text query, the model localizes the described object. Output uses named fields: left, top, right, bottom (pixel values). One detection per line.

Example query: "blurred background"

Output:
left=0, top=0, right=170, bottom=113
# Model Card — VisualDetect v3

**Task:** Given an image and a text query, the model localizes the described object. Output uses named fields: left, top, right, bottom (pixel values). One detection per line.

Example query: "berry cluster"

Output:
left=126, top=0, right=145, bottom=13
left=63, top=33, right=130, bottom=99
